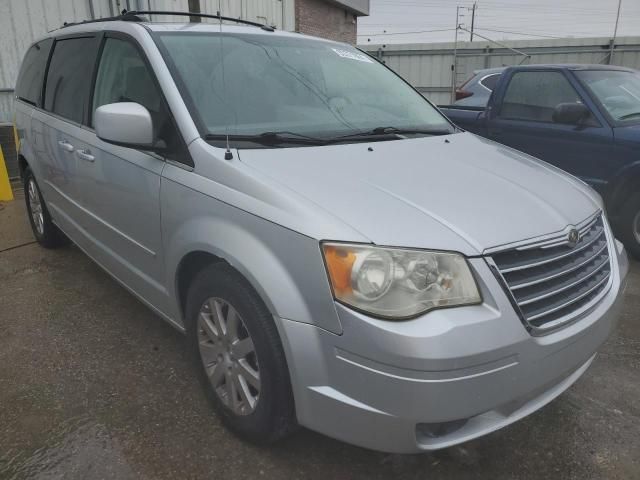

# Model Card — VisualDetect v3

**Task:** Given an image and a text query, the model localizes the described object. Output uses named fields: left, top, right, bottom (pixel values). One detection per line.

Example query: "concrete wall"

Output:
left=361, top=36, right=640, bottom=106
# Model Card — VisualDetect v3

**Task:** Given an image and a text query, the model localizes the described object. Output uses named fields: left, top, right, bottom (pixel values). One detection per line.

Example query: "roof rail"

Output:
left=62, top=10, right=275, bottom=31
left=125, top=10, right=275, bottom=30
left=61, top=12, right=144, bottom=29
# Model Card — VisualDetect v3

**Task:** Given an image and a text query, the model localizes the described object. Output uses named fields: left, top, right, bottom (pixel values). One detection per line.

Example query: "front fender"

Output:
left=606, top=160, right=640, bottom=214
left=161, top=176, right=342, bottom=334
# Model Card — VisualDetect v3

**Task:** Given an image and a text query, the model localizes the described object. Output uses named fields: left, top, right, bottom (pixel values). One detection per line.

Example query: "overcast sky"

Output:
left=357, top=0, right=640, bottom=45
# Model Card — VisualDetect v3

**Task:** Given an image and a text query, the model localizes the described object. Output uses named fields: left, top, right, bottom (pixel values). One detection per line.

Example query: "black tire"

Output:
left=618, top=193, right=640, bottom=261
left=185, top=263, right=297, bottom=444
left=23, top=167, right=69, bottom=249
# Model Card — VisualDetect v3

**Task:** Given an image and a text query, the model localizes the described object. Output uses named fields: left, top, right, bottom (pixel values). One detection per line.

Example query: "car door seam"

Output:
left=44, top=179, right=157, bottom=257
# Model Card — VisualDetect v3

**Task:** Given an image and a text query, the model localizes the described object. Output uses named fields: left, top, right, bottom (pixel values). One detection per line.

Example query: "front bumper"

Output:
left=277, top=241, right=629, bottom=453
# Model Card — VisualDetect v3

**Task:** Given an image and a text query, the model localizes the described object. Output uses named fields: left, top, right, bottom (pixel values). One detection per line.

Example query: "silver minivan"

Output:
left=14, top=12, right=629, bottom=453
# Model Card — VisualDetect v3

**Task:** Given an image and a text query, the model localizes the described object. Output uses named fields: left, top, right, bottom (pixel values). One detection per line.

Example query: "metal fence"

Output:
left=361, top=36, right=640, bottom=105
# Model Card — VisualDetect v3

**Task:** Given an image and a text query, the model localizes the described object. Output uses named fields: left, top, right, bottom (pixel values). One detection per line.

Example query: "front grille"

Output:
left=489, top=213, right=611, bottom=332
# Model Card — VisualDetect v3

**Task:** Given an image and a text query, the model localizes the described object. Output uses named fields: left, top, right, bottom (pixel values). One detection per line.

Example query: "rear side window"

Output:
left=15, top=39, right=53, bottom=106
left=480, top=73, right=500, bottom=91
left=500, top=71, right=582, bottom=123
left=44, top=36, right=99, bottom=124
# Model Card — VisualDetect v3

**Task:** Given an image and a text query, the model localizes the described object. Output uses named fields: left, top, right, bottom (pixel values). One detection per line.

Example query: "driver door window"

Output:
left=92, top=37, right=179, bottom=152
left=489, top=70, right=612, bottom=183
left=499, top=71, right=583, bottom=123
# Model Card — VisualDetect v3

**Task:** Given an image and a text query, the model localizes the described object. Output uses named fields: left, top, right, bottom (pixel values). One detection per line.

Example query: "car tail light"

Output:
left=455, top=89, right=473, bottom=100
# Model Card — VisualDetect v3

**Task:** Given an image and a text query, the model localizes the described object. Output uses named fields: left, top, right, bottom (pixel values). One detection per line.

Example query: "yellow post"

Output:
left=13, top=123, right=20, bottom=153
left=0, top=144, right=14, bottom=201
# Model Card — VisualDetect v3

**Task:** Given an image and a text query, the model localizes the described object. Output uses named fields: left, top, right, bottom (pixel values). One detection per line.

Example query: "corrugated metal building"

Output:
left=0, top=0, right=369, bottom=178
left=361, top=36, right=640, bottom=105
left=0, top=0, right=296, bottom=124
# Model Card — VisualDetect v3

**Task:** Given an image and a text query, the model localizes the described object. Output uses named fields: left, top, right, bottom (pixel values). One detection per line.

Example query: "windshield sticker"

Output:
left=331, top=48, right=374, bottom=63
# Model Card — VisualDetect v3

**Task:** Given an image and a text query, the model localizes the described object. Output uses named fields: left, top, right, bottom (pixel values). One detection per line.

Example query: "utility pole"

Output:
left=470, top=2, right=477, bottom=42
left=451, top=6, right=461, bottom=103
left=188, top=0, right=202, bottom=22
left=608, top=0, right=622, bottom=64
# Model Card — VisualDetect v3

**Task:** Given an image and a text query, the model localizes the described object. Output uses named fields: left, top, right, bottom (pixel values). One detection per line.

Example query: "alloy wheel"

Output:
left=27, top=178, right=44, bottom=236
left=197, top=298, right=261, bottom=415
left=633, top=210, right=640, bottom=244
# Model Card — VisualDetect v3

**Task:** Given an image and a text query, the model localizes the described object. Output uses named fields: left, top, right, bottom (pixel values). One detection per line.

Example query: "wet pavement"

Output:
left=1, top=190, right=639, bottom=480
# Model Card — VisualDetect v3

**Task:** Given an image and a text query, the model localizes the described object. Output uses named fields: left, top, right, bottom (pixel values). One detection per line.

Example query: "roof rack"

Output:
left=61, top=10, right=275, bottom=31
left=61, top=12, right=144, bottom=28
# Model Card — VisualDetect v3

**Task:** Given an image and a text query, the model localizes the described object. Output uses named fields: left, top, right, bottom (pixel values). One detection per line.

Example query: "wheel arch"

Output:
left=15, top=129, right=38, bottom=181
left=175, top=250, right=226, bottom=325
left=18, top=154, right=29, bottom=180
left=166, top=216, right=342, bottom=334
left=606, top=164, right=640, bottom=219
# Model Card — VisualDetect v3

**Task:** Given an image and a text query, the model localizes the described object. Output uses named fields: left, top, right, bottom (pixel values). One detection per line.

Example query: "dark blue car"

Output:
left=440, top=65, right=640, bottom=259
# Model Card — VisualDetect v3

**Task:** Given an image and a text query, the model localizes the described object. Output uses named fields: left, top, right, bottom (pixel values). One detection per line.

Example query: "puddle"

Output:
left=1, top=415, right=137, bottom=479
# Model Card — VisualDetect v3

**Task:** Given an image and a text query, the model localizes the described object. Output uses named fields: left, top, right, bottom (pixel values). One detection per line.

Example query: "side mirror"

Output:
left=552, top=102, right=590, bottom=125
left=95, top=102, right=154, bottom=148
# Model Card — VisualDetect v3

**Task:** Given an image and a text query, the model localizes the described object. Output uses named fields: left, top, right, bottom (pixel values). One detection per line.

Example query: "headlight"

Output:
left=322, top=243, right=481, bottom=319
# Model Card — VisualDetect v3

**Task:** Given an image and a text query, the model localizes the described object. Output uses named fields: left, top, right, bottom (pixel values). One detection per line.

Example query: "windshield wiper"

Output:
left=330, top=126, right=455, bottom=141
left=618, top=112, right=640, bottom=120
left=204, top=127, right=456, bottom=147
left=205, top=131, right=329, bottom=146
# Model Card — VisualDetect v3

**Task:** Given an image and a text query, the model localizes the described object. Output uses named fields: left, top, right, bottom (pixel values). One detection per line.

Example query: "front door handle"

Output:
left=76, top=149, right=95, bottom=162
left=58, top=140, right=75, bottom=152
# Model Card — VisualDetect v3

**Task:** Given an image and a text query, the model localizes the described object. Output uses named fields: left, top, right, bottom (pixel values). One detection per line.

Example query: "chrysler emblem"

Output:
left=567, top=228, right=580, bottom=248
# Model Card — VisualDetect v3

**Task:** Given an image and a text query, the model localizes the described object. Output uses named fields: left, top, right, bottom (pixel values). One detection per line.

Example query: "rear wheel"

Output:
left=618, top=193, right=640, bottom=260
left=23, top=168, right=68, bottom=249
left=185, top=263, right=297, bottom=443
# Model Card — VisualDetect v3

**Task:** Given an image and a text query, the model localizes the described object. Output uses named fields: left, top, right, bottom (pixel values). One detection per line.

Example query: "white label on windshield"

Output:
left=331, top=48, right=374, bottom=63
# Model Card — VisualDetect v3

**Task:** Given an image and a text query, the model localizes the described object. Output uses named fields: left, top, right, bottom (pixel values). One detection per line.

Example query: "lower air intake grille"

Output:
left=489, top=213, right=611, bottom=332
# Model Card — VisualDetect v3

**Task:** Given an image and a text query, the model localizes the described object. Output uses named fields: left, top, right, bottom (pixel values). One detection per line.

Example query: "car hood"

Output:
left=238, top=133, right=600, bottom=255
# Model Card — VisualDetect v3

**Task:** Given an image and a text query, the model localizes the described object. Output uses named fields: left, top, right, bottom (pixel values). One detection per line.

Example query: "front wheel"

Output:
left=185, top=263, right=297, bottom=444
left=618, top=193, right=640, bottom=260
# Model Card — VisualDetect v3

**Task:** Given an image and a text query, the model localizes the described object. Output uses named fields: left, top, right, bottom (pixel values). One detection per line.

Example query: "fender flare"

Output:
left=605, top=161, right=640, bottom=217
left=165, top=215, right=342, bottom=334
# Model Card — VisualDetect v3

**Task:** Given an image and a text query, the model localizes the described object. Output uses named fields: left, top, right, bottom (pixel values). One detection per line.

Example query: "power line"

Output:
left=474, top=27, right=563, bottom=39
left=361, top=0, right=635, bottom=41
left=356, top=28, right=456, bottom=37
left=359, top=14, right=640, bottom=26
left=373, top=0, right=633, bottom=14
left=359, top=26, right=566, bottom=39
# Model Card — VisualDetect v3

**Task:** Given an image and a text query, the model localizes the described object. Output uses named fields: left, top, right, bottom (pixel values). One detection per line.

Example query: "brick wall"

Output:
left=295, top=0, right=358, bottom=44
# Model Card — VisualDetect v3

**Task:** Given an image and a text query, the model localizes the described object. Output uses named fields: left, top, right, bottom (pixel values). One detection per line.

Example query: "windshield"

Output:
left=576, top=70, right=640, bottom=123
left=155, top=32, right=453, bottom=145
